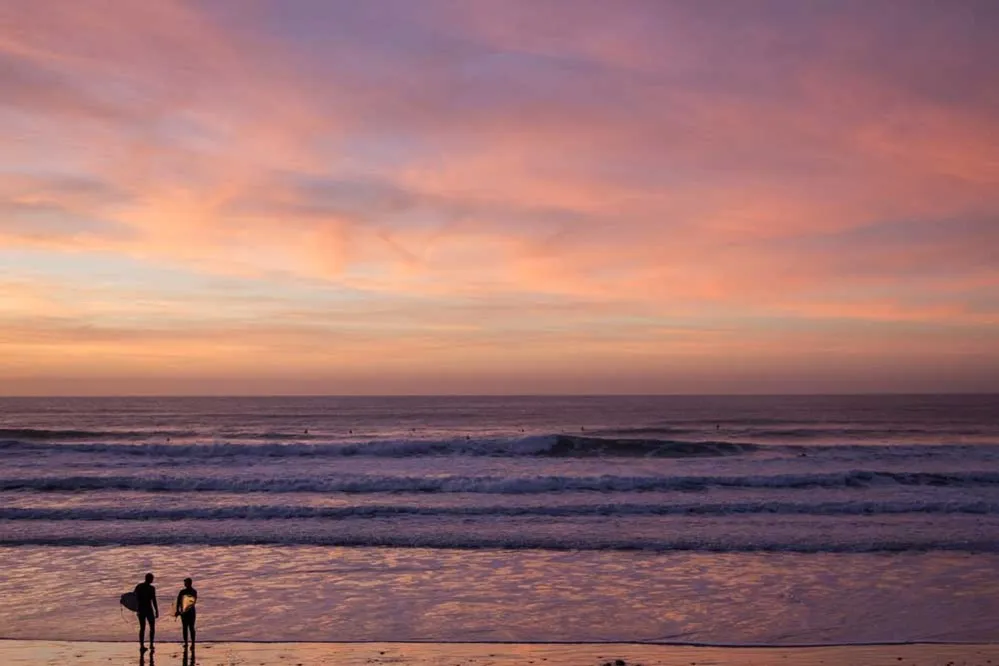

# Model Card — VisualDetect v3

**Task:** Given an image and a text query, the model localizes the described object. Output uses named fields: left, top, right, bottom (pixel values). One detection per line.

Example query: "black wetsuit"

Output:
left=134, top=582, right=158, bottom=648
left=176, top=587, right=198, bottom=644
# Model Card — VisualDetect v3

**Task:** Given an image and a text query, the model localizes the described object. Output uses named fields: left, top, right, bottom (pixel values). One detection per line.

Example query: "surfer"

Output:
left=175, top=577, right=198, bottom=646
left=134, top=573, right=159, bottom=653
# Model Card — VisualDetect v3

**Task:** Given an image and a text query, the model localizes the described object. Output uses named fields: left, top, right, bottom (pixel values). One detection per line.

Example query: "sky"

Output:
left=1, top=0, right=997, bottom=396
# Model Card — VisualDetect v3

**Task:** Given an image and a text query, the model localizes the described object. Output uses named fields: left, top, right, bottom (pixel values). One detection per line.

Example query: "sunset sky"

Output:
left=1, top=0, right=997, bottom=395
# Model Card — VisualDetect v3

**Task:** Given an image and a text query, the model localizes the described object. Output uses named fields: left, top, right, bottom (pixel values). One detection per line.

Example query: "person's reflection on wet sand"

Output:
left=182, top=643, right=192, bottom=666
left=139, top=650, right=154, bottom=666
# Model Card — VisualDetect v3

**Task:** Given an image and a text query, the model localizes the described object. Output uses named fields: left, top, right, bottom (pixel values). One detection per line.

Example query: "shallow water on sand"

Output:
left=1, top=546, right=998, bottom=644
left=4, top=641, right=999, bottom=666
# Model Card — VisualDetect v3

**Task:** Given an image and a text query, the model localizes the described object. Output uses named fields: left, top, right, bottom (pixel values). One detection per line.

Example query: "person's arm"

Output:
left=152, top=588, right=159, bottom=618
left=176, top=591, right=184, bottom=616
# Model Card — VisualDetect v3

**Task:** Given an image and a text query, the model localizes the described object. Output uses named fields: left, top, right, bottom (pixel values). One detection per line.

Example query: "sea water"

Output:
left=1, top=394, right=997, bottom=644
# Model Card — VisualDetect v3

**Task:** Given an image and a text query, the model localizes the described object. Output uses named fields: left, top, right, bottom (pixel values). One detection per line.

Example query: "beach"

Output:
left=2, top=396, right=998, bottom=654
left=3, top=641, right=999, bottom=666
left=4, top=0, right=999, bottom=659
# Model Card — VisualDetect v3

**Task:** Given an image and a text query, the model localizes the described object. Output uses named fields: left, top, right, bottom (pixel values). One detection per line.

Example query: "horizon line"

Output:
left=1, top=391, right=996, bottom=399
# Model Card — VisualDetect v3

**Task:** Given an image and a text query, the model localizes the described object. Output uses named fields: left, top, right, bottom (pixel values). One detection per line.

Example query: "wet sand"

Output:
left=1, top=640, right=998, bottom=666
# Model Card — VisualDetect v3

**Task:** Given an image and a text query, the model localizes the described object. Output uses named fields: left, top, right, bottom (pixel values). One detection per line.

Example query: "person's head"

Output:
left=145, top=573, right=154, bottom=584
left=183, top=577, right=193, bottom=588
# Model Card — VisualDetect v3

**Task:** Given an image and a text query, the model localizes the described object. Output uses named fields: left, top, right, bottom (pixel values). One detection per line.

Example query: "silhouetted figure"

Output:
left=134, top=573, right=159, bottom=653
left=175, top=577, right=198, bottom=646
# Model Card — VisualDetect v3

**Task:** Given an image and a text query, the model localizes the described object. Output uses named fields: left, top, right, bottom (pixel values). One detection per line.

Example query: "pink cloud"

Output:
left=0, top=0, right=997, bottom=392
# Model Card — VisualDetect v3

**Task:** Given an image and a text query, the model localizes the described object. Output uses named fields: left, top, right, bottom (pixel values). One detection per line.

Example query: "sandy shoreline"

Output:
left=2, top=640, right=998, bottom=665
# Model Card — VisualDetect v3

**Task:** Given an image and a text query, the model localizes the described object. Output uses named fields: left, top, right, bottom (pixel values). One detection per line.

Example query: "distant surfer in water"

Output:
left=175, top=577, right=198, bottom=647
left=134, top=573, right=159, bottom=653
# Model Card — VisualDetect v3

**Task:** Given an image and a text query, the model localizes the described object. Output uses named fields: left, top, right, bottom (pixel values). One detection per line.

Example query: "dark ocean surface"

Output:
left=1, top=394, right=997, bottom=644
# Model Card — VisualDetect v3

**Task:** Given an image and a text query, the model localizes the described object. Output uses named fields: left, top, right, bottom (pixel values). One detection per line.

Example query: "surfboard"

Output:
left=120, top=592, right=138, bottom=612
left=180, top=594, right=196, bottom=613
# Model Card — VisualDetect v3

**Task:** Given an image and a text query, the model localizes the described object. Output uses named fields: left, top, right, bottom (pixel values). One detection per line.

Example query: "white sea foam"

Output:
left=2, top=498, right=997, bottom=521
left=3, top=516, right=998, bottom=552
left=5, top=436, right=999, bottom=463
left=3, top=469, right=999, bottom=493
left=0, top=435, right=760, bottom=458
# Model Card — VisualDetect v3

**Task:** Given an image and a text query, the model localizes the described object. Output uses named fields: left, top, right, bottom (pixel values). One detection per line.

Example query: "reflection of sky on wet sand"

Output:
left=0, top=546, right=997, bottom=644
left=2, top=640, right=999, bottom=666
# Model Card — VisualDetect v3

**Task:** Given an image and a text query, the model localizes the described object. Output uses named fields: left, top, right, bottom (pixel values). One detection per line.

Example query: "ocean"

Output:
left=1, top=394, right=997, bottom=646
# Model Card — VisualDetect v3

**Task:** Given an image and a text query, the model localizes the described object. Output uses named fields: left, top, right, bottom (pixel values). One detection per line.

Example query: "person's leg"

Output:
left=138, top=613, right=147, bottom=649
left=182, top=612, right=196, bottom=645
left=148, top=614, right=155, bottom=649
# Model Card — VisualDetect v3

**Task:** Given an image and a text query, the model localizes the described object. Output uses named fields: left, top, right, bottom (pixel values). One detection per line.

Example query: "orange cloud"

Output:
left=1, top=0, right=997, bottom=393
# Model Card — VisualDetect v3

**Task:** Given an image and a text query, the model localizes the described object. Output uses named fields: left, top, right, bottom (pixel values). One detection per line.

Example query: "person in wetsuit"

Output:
left=175, top=577, right=198, bottom=647
left=134, top=573, right=159, bottom=652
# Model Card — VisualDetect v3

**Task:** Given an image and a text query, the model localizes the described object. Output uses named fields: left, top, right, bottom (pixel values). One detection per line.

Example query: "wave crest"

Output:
left=0, top=435, right=756, bottom=458
left=2, top=499, right=997, bottom=521
left=4, top=469, right=999, bottom=493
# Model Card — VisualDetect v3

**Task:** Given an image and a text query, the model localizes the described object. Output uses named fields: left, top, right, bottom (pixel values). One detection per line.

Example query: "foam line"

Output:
left=3, top=469, right=999, bottom=493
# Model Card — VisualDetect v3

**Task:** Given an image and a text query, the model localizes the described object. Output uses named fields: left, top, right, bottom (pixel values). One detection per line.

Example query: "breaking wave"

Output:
left=2, top=532, right=996, bottom=553
left=3, top=499, right=998, bottom=521
left=4, top=469, right=999, bottom=493
left=0, top=435, right=757, bottom=458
